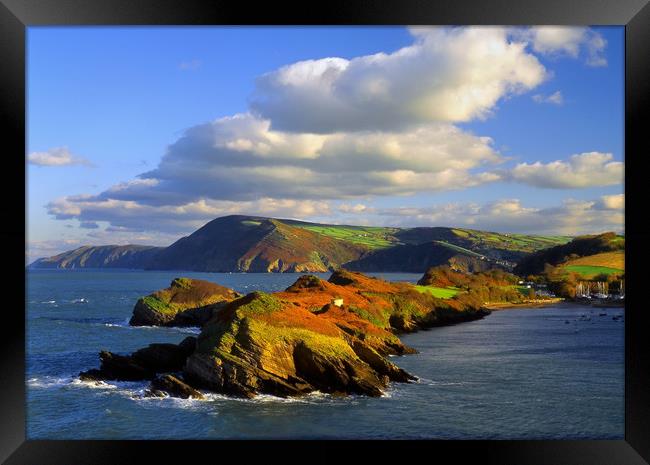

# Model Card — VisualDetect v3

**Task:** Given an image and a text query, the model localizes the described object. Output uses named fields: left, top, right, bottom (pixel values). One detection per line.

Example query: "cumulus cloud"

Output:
left=595, top=193, right=624, bottom=210
left=75, top=112, right=502, bottom=206
left=532, top=90, right=563, bottom=105
left=47, top=196, right=334, bottom=234
left=27, top=147, right=93, bottom=167
left=372, top=196, right=624, bottom=235
left=40, top=26, right=617, bottom=236
left=521, top=26, right=607, bottom=66
left=507, top=152, right=623, bottom=188
left=251, top=26, right=547, bottom=133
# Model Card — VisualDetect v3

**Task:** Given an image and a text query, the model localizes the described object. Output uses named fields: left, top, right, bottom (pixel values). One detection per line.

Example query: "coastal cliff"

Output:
left=81, top=269, right=493, bottom=398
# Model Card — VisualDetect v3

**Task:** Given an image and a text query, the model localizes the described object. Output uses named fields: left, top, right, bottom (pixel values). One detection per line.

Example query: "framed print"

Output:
left=3, top=0, right=650, bottom=463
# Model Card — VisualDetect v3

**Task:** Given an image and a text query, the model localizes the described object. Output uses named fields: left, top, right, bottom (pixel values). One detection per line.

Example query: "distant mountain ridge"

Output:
left=29, top=215, right=573, bottom=273
left=29, top=245, right=164, bottom=269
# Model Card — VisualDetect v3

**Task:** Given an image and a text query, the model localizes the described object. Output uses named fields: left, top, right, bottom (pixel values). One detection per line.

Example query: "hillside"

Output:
left=559, top=250, right=624, bottom=278
left=30, top=215, right=575, bottom=273
left=28, top=245, right=163, bottom=269
left=514, top=232, right=625, bottom=276
left=344, top=241, right=492, bottom=273
left=146, top=216, right=368, bottom=272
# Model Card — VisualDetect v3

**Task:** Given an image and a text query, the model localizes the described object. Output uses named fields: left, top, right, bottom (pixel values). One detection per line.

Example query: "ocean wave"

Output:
left=416, top=377, right=469, bottom=387
left=30, top=374, right=363, bottom=406
left=27, top=375, right=74, bottom=389
left=101, top=320, right=201, bottom=334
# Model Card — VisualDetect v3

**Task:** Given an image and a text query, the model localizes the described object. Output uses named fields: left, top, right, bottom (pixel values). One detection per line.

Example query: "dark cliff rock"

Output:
left=145, top=374, right=204, bottom=399
left=79, top=337, right=197, bottom=382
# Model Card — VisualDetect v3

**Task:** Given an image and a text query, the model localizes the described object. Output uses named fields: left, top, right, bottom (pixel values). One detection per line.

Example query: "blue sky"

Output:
left=27, top=26, right=624, bottom=262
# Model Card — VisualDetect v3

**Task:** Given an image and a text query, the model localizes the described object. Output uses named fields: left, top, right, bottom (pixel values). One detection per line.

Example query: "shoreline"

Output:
left=482, top=298, right=566, bottom=311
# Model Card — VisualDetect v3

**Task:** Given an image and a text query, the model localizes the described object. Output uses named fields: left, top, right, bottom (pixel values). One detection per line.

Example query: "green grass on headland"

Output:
left=414, top=285, right=460, bottom=299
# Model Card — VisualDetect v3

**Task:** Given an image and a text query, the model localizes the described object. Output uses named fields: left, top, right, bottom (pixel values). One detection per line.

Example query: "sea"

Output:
left=26, top=269, right=624, bottom=439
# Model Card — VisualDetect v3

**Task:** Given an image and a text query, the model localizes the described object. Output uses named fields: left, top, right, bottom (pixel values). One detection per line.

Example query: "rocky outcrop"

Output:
left=182, top=290, right=404, bottom=398
left=129, top=278, right=240, bottom=326
left=79, top=351, right=156, bottom=382
left=79, top=337, right=197, bottom=382
left=83, top=270, right=496, bottom=398
left=145, top=374, right=204, bottom=399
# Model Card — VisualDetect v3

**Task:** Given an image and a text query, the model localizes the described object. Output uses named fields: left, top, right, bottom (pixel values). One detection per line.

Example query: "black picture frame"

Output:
left=3, top=0, right=649, bottom=463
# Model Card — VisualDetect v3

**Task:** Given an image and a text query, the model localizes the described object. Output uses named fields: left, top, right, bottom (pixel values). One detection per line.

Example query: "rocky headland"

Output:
left=81, top=269, right=497, bottom=399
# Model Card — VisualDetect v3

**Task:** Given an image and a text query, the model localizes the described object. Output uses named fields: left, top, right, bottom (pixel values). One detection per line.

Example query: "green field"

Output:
left=452, top=228, right=571, bottom=253
left=414, top=285, right=460, bottom=299
left=563, top=265, right=623, bottom=278
left=298, top=225, right=398, bottom=249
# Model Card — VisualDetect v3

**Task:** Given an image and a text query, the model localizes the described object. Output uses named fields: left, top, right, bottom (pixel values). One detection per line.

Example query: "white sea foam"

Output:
left=102, top=320, right=201, bottom=335
left=416, top=377, right=468, bottom=387
left=27, top=375, right=74, bottom=388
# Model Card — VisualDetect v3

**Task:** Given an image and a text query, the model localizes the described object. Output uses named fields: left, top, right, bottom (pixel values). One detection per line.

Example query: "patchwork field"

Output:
left=561, top=251, right=624, bottom=278
left=297, top=225, right=399, bottom=249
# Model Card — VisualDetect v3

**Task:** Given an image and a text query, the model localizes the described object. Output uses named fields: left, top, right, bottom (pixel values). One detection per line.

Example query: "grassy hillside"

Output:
left=559, top=250, right=624, bottom=278
left=150, top=216, right=369, bottom=273
left=515, top=232, right=624, bottom=276
left=295, top=224, right=398, bottom=249
left=31, top=215, right=581, bottom=273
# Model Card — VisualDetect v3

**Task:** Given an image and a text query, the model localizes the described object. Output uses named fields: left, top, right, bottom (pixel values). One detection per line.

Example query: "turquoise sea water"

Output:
left=26, top=270, right=624, bottom=439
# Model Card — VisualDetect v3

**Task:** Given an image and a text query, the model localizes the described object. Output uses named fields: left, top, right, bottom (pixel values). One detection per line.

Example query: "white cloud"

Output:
left=372, top=196, right=624, bottom=235
left=507, top=152, right=623, bottom=188
left=27, top=147, right=93, bottom=167
left=251, top=26, right=547, bottom=133
left=532, top=90, right=563, bottom=105
left=47, top=196, right=334, bottom=234
left=39, top=27, right=616, bottom=237
left=26, top=238, right=85, bottom=264
left=521, top=26, right=607, bottom=67
left=75, top=112, right=503, bottom=206
left=595, top=193, right=624, bottom=210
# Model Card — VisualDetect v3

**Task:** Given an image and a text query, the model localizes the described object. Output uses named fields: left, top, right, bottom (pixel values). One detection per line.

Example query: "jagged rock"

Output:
left=79, top=351, right=156, bottom=381
left=145, top=374, right=204, bottom=399
left=129, top=278, right=240, bottom=327
left=79, top=337, right=197, bottom=382
left=349, top=339, right=416, bottom=383
left=131, top=336, right=196, bottom=372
